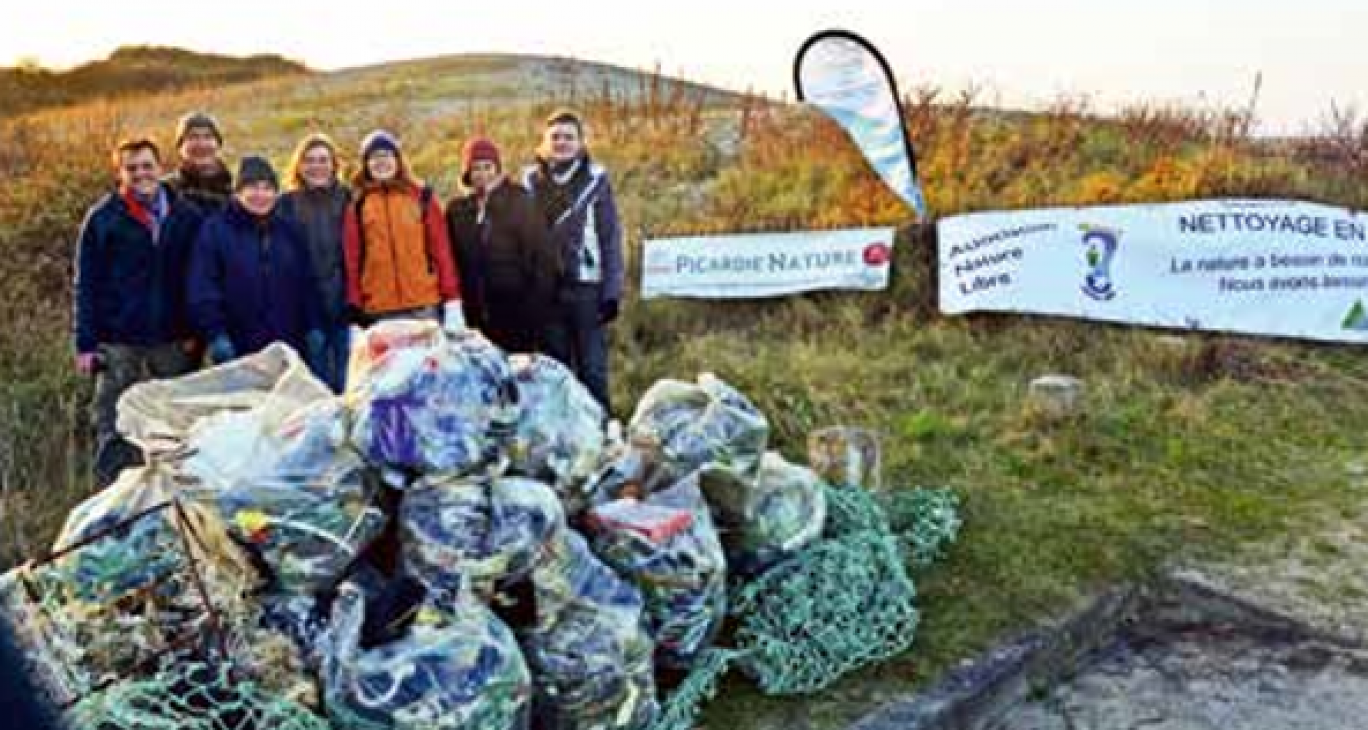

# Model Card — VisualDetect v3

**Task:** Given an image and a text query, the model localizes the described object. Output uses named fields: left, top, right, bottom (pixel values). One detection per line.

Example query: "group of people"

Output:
left=74, top=109, right=624, bottom=486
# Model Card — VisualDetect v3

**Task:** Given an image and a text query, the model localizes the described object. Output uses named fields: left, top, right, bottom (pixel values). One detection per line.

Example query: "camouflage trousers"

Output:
left=91, top=343, right=196, bottom=487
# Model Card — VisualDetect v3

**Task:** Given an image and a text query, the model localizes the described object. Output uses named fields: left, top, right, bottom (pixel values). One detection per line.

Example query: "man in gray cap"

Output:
left=164, top=111, right=233, bottom=212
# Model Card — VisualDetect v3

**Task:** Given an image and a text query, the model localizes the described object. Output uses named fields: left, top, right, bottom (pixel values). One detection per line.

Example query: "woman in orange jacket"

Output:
left=343, top=130, right=463, bottom=328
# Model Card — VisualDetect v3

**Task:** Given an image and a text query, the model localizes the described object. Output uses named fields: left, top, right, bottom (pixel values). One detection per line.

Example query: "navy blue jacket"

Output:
left=73, top=185, right=204, bottom=353
left=188, top=200, right=324, bottom=356
left=523, top=160, right=624, bottom=303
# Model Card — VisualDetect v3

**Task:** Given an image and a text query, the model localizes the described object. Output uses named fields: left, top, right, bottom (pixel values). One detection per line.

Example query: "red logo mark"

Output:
left=863, top=242, right=891, bottom=266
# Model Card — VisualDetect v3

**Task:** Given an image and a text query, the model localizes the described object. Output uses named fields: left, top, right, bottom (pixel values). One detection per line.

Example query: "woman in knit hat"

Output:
left=187, top=155, right=325, bottom=367
left=445, top=136, right=558, bottom=353
left=343, top=129, right=462, bottom=328
left=280, top=132, right=352, bottom=391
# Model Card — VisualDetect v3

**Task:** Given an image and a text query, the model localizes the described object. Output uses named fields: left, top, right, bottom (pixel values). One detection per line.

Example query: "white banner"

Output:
left=939, top=199, right=1368, bottom=343
left=641, top=228, right=895, bottom=300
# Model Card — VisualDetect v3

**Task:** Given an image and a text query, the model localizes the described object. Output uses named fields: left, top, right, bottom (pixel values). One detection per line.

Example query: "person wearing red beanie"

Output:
left=445, top=136, right=559, bottom=353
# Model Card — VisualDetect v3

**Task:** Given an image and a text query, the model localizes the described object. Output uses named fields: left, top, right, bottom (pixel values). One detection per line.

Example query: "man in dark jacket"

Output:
left=74, top=138, right=204, bottom=486
left=188, top=156, right=324, bottom=367
left=447, top=136, right=558, bottom=354
left=164, top=111, right=233, bottom=213
left=281, top=133, right=351, bottom=391
left=523, top=109, right=624, bottom=412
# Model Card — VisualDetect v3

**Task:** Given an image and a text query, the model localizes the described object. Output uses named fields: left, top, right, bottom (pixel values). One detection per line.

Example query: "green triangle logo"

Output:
left=1343, top=300, right=1368, bottom=330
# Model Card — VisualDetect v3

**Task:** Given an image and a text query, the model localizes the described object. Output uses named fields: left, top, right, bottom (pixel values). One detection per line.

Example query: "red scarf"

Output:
left=120, top=187, right=155, bottom=231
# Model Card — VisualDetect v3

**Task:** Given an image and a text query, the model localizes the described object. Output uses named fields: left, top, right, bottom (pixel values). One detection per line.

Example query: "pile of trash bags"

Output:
left=0, top=320, right=961, bottom=730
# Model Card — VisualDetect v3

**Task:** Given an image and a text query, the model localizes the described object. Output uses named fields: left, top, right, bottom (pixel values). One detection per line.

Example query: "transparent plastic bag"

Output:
left=582, top=431, right=675, bottom=509
left=701, top=452, right=828, bottom=575
left=53, top=462, right=188, bottom=601
left=323, top=582, right=531, bottom=730
left=506, top=355, right=605, bottom=511
left=628, top=373, right=768, bottom=485
left=349, top=328, right=518, bottom=478
left=401, top=475, right=565, bottom=600
left=523, top=531, right=658, bottom=730
left=586, top=478, right=727, bottom=669
left=346, top=319, right=446, bottom=391
left=181, top=399, right=386, bottom=592
left=23, top=460, right=259, bottom=704
left=118, top=343, right=331, bottom=449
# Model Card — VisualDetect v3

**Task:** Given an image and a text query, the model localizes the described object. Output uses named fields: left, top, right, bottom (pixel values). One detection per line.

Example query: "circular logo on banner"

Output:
left=863, top=242, right=892, bottom=266
left=644, top=249, right=675, bottom=276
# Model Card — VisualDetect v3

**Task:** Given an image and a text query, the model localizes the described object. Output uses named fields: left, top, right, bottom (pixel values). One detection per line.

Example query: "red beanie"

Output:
left=461, top=137, right=501, bottom=185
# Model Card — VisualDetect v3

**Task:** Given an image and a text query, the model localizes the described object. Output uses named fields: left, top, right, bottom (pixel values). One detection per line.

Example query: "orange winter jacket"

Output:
left=344, top=180, right=460, bottom=315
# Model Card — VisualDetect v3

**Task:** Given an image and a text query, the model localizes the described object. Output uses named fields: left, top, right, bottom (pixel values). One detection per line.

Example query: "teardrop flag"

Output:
left=794, top=29, right=928, bottom=220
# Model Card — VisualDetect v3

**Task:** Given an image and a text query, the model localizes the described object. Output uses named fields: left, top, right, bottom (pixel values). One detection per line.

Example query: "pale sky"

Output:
left=2, top=1, right=1363, bottom=135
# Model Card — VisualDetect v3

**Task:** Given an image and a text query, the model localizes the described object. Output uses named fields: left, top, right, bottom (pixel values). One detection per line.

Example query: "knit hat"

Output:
left=175, top=111, right=224, bottom=148
left=359, top=130, right=401, bottom=161
left=235, top=155, right=279, bottom=191
left=460, top=136, right=502, bottom=185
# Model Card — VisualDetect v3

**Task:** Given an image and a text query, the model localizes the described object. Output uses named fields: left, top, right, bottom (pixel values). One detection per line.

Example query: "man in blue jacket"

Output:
left=524, top=109, right=624, bottom=413
left=188, top=155, right=325, bottom=369
left=73, top=138, right=204, bottom=486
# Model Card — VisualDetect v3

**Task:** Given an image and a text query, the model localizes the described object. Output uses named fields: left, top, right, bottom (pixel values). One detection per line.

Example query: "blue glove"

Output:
left=208, top=335, right=236, bottom=365
left=305, top=329, right=326, bottom=367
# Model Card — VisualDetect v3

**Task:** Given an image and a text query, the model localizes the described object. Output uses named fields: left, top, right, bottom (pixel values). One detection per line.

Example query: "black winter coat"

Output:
left=445, top=182, right=559, bottom=352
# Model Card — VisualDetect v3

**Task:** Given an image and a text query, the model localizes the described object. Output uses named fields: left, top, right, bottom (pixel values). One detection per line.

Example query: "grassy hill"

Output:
left=0, top=45, right=309, bottom=119
left=0, top=51, right=1365, bottom=728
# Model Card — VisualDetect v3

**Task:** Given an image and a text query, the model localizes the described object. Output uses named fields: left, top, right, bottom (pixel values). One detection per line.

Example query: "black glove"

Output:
left=599, top=298, right=620, bottom=325
left=345, top=304, right=371, bottom=328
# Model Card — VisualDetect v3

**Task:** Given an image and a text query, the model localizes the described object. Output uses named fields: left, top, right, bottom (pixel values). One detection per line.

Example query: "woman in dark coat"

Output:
left=445, top=136, right=559, bottom=353
left=280, top=133, right=352, bottom=391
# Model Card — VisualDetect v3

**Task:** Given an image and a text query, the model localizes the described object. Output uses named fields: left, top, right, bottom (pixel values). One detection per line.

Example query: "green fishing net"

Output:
left=65, top=661, right=330, bottom=730
left=649, top=483, right=960, bottom=730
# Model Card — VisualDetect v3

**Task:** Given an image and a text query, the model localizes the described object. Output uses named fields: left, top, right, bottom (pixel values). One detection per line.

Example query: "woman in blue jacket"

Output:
left=188, top=155, right=324, bottom=367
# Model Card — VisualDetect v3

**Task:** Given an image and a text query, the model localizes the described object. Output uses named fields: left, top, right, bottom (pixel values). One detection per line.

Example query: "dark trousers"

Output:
left=544, top=284, right=611, bottom=414
left=315, top=323, right=351, bottom=393
left=479, top=294, right=545, bottom=355
left=91, top=342, right=196, bottom=486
